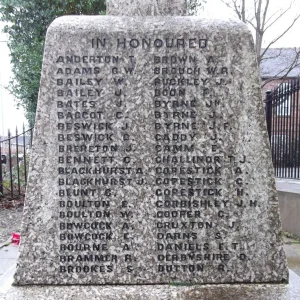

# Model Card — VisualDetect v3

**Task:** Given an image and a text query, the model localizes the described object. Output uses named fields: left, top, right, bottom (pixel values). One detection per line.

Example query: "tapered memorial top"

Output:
left=107, top=0, right=187, bottom=16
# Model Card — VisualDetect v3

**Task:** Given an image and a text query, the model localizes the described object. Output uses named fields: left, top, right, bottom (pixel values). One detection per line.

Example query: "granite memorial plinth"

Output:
left=14, top=1, right=288, bottom=287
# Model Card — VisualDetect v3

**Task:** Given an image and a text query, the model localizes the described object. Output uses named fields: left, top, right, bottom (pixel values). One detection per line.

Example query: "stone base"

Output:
left=1, top=269, right=300, bottom=300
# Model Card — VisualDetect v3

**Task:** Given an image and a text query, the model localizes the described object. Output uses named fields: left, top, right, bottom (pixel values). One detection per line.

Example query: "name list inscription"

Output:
left=55, top=36, right=256, bottom=279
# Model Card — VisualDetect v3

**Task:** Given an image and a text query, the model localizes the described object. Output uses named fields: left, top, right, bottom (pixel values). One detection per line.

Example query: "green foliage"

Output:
left=0, top=0, right=106, bottom=125
left=187, top=0, right=207, bottom=14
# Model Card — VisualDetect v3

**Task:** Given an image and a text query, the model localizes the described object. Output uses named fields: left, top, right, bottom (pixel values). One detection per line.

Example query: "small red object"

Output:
left=12, top=232, right=21, bottom=245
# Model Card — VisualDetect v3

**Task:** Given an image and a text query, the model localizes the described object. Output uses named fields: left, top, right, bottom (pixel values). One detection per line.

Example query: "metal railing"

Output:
left=0, top=126, right=33, bottom=199
left=265, top=77, right=300, bottom=179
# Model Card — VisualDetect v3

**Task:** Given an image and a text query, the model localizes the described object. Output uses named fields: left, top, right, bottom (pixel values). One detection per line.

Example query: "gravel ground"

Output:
left=0, top=207, right=24, bottom=245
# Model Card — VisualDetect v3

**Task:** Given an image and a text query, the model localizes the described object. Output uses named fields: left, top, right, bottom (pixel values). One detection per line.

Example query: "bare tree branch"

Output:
left=261, top=48, right=300, bottom=87
left=260, top=15, right=300, bottom=63
left=247, top=20, right=256, bottom=30
left=233, top=0, right=243, bottom=20
left=221, top=0, right=300, bottom=84
left=241, top=0, right=245, bottom=21
left=260, top=48, right=282, bottom=61
left=261, top=0, right=270, bottom=32
left=264, top=6, right=293, bottom=32
left=222, top=0, right=248, bottom=21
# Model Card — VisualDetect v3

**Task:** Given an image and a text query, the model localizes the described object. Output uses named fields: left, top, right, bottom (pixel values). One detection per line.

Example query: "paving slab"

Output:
left=0, top=244, right=19, bottom=277
left=276, top=179, right=300, bottom=194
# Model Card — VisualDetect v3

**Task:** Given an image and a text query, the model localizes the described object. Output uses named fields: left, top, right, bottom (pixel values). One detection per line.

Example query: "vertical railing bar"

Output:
left=283, top=82, right=286, bottom=177
left=279, top=84, right=283, bottom=177
left=265, top=91, right=272, bottom=143
left=296, top=77, right=300, bottom=179
left=289, top=80, right=293, bottom=178
left=272, top=89, right=278, bottom=177
left=282, top=83, right=286, bottom=178
left=8, top=130, right=13, bottom=199
left=16, top=127, right=20, bottom=196
left=289, top=79, right=293, bottom=178
left=296, top=78, right=299, bottom=178
left=277, top=85, right=281, bottom=177
left=284, top=82, right=288, bottom=178
left=298, top=77, right=300, bottom=179
left=273, top=86, right=278, bottom=177
left=0, top=136, right=3, bottom=196
left=265, top=90, right=276, bottom=175
left=287, top=81, right=291, bottom=178
left=290, top=79, right=296, bottom=178
left=276, top=86, right=279, bottom=177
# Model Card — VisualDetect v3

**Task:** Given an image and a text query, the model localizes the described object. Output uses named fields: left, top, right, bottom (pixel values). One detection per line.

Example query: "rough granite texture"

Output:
left=14, top=16, right=288, bottom=285
left=107, top=0, right=187, bottom=16
left=3, top=271, right=300, bottom=299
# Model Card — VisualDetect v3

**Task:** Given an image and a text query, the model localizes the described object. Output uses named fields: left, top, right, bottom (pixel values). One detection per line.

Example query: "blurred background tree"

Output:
left=0, top=0, right=106, bottom=126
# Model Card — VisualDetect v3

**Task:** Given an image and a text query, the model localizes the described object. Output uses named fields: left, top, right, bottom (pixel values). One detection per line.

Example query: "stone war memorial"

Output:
left=4, top=0, right=300, bottom=299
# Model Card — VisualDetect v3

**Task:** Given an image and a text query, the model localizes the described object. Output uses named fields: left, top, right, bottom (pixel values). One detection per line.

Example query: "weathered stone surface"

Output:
left=107, top=0, right=186, bottom=15
left=14, top=16, right=288, bottom=285
left=3, top=270, right=300, bottom=299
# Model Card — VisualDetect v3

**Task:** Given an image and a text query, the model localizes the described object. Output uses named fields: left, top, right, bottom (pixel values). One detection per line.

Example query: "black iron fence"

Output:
left=265, top=77, right=300, bottom=179
left=0, top=126, right=33, bottom=199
